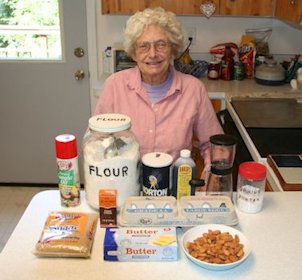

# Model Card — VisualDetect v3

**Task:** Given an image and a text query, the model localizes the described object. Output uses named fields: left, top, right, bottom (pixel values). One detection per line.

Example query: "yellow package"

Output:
left=34, top=211, right=98, bottom=258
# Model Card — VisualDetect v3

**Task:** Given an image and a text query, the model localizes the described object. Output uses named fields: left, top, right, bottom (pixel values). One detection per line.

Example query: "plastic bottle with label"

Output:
left=172, top=149, right=196, bottom=200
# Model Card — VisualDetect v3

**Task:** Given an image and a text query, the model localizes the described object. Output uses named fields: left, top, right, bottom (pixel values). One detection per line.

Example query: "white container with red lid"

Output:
left=236, top=161, right=267, bottom=213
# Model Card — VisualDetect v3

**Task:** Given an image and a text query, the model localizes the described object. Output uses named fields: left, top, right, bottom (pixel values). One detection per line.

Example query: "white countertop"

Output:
left=203, top=77, right=302, bottom=99
left=1, top=190, right=302, bottom=280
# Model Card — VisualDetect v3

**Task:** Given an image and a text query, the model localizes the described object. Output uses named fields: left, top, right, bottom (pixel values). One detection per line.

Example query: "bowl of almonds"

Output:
left=181, top=224, right=251, bottom=271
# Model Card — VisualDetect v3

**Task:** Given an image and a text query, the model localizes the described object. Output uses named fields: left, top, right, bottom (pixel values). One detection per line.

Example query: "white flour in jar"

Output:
left=83, top=136, right=140, bottom=209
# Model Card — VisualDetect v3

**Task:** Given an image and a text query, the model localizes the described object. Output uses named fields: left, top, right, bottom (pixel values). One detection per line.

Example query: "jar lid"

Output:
left=55, top=134, right=77, bottom=159
left=210, top=134, right=237, bottom=146
left=89, top=114, right=131, bottom=133
left=239, top=161, right=266, bottom=180
left=142, top=152, right=173, bottom=168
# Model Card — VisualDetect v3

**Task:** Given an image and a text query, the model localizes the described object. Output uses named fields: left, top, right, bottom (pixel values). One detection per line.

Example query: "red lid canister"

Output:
left=239, top=161, right=266, bottom=180
left=55, top=134, right=77, bottom=159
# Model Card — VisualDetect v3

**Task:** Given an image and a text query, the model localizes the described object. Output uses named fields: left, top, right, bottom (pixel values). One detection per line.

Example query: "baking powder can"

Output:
left=55, top=134, right=81, bottom=207
left=142, top=152, right=173, bottom=196
left=236, top=162, right=266, bottom=213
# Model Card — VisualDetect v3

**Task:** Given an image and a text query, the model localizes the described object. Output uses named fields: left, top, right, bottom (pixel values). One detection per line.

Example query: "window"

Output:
left=0, top=0, right=62, bottom=60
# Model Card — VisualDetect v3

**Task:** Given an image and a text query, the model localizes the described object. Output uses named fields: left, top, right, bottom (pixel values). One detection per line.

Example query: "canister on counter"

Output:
left=83, top=114, right=140, bottom=210
left=234, top=61, right=245, bottom=81
left=236, top=162, right=267, bottom=213
left=142, top=152, right=173, bottom=196
left=207, top=61, right=221, bottom=80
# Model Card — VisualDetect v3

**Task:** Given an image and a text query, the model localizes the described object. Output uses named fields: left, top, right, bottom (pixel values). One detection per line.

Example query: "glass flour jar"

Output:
left=83, top=114, right=140, bottom=209
left=236, top=161, right=267, bottom=213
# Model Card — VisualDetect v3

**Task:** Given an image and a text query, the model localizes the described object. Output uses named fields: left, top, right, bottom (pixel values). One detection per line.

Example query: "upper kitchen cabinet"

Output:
left=275, top=0, right=302, bottom=23
left=101, top=0, right=273, bottom=16
left=101, top=0, right=220, bottom=15
left=163, top=0, right=219, bottom=15
left=101, top=0, right=162, bottom=14
left=219, top=0, right=274, bottom=16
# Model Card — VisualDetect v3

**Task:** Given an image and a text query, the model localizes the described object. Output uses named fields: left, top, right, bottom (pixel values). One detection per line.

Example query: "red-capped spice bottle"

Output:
left=55, top=134, right=81, bottom=207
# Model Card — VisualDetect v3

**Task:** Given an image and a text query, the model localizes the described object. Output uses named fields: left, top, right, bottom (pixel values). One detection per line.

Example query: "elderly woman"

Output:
left=94, top=7, right=223, bottom=174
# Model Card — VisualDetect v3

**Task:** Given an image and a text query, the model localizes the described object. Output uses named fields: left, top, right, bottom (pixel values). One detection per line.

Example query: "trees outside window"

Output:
left=0, top=0, right=62, bottom=60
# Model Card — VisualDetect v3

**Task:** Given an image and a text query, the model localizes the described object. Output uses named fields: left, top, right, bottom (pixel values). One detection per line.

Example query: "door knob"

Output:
left=74, top=47, right=85, bottom=57
left=74, top=70, right=85, bottom=80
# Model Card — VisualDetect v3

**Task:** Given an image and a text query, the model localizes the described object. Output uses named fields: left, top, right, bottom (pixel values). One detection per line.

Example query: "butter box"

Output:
left=103, top=227, right=178, bottom=261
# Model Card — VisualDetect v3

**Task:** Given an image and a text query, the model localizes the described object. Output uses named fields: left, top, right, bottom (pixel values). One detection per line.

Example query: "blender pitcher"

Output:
left=206, top=134, right=237, bottom=199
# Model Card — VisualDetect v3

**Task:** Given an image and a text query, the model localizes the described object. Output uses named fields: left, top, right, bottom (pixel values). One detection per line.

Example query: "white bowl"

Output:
left=181, top=224, right=251, bottom=271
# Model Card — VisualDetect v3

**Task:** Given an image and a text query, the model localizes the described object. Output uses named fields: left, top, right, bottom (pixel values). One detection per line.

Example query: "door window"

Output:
left=0, top=0, right=62, bottom=61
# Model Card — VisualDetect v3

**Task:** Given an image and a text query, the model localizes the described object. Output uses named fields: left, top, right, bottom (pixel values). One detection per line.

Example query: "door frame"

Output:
left=86, top=0, right=98, bottom=115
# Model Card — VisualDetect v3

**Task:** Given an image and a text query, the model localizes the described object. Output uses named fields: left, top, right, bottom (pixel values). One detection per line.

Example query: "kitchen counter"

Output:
left=203, top=78, right=302, bottom=191
left=203, top=78, right=302, bottom=99
left=0, top=190, right=302, bottom=280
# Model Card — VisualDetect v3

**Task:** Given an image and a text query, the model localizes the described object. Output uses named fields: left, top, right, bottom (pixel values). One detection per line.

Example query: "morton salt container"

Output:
left=83, top=114, right=140, bottom=209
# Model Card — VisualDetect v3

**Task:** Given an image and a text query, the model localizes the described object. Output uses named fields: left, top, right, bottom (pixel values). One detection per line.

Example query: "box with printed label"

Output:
left=103, top=227, right=178, bottom=261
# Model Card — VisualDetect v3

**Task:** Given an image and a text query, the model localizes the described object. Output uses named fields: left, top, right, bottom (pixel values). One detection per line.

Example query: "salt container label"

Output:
left=142, top=165, right=170, bottom=196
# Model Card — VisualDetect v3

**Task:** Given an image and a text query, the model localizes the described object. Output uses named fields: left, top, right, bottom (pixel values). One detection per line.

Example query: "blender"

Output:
left=206, top=134, right=237, bottom=199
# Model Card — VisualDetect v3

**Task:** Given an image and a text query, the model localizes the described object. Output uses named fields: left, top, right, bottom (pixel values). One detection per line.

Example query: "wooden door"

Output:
left=275, top=0, right=302, bottom=23
left=220, top=0, right=274, bottom=16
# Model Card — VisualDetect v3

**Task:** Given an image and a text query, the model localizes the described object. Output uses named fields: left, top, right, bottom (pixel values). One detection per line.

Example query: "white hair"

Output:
left=123, top=7, right=184, bottom=58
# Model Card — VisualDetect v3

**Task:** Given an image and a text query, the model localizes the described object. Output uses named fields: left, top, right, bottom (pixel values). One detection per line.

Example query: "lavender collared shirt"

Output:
left=94, top=66, right=223, bottom=165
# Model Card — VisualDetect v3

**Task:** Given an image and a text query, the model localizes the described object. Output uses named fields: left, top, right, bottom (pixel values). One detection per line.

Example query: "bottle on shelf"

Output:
left=221, top=45, right=234, bottom=81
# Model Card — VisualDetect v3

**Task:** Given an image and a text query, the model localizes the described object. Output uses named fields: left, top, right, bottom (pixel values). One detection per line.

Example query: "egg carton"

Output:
left=119, top=195, right=238, bottom=227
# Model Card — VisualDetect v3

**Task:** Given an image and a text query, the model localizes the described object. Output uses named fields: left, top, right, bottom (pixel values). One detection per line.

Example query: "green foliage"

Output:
left=0, top=0, right=17, bottom=24
left=11, top=0, right=59, bottom=26
left=0, top=0, right=60, bottom=58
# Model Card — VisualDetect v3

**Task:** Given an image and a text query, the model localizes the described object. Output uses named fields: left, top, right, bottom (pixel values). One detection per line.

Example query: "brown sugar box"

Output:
left=99, top=189, right=117, bottom=227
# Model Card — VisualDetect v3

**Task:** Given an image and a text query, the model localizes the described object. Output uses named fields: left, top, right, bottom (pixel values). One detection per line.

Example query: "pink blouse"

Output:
left=94, top=66, right=223, bottom=165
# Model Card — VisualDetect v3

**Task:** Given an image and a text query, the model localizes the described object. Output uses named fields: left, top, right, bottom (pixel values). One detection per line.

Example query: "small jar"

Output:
left=207, top=61, right=221, bottom=80
left=236, top=162, right=267, bottom=213
left=83, top=113, right=140, bottom=209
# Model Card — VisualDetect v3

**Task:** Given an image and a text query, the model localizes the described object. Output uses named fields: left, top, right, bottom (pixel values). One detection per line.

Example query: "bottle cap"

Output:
left=180, top=149, right=191, bottom=158
left=239, top=161, right=266, bottom=180
left=55, top=134, right=77, bottom=159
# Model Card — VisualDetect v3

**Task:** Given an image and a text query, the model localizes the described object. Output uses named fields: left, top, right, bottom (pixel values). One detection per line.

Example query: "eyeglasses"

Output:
left=135, top=40, right=171, bottom=53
